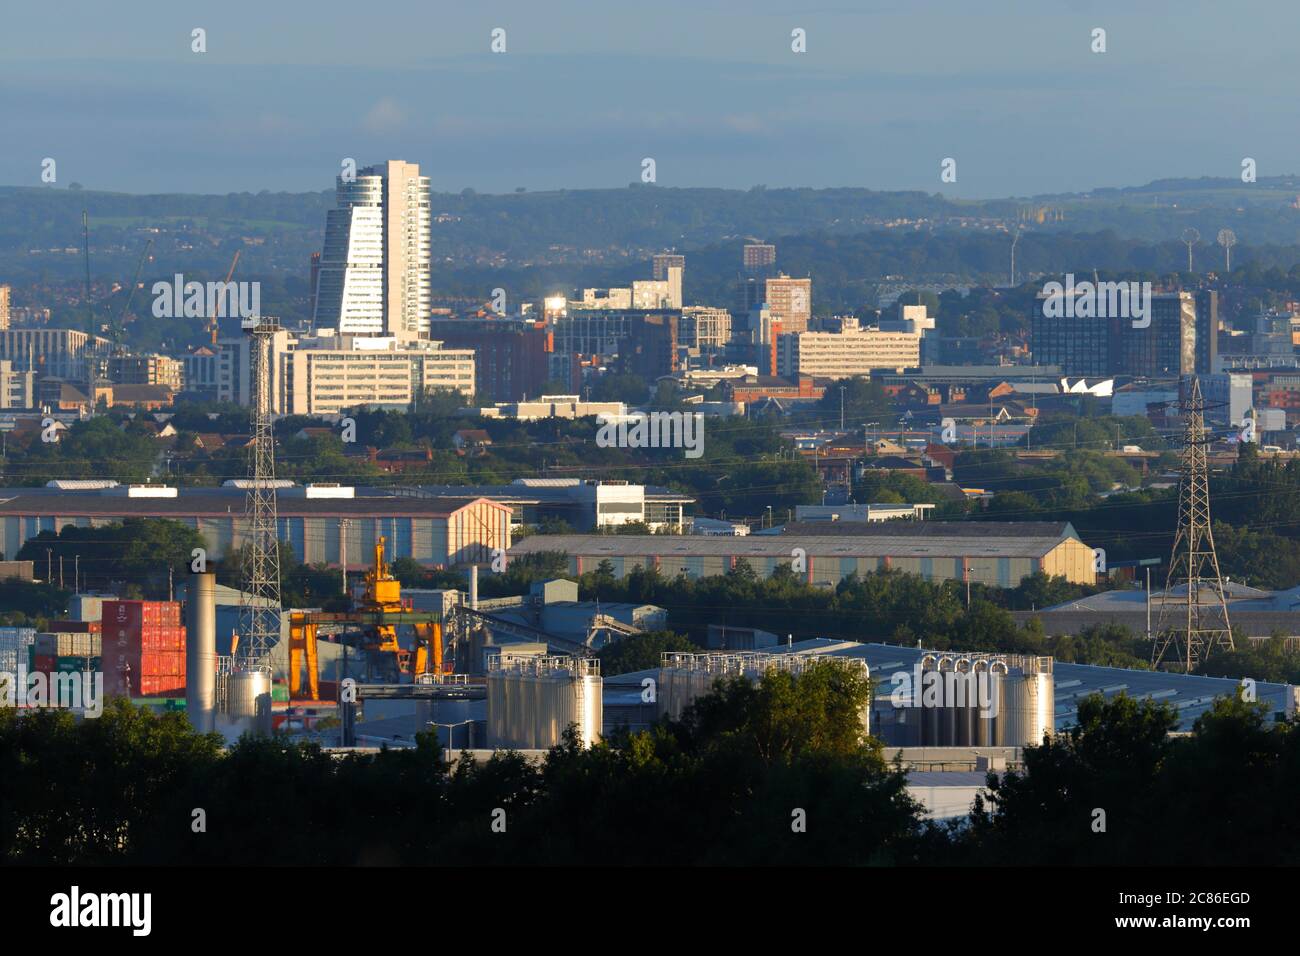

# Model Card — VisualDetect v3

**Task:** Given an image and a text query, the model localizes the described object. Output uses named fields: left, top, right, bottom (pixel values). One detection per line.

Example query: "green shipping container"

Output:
left=55, top=656, right=101, bottom=673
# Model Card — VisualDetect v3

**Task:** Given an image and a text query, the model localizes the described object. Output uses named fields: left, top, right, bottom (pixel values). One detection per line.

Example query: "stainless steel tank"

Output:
left=999, top=657, right=1054, bottom=747
left=953, top=658, right=974, bottom=746
left=226, top=669, right=273, bottom=736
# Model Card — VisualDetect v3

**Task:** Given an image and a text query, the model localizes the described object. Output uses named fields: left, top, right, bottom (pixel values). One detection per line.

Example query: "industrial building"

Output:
left=399, top=478, right=693, bottom=531
left=773, top=639, right=1299, bottom=733
left=1017, top=581, right=1300, bottom=640
left=0, top=484, right=511, bottom=568
left=508, top=521, right=1098, bottom=587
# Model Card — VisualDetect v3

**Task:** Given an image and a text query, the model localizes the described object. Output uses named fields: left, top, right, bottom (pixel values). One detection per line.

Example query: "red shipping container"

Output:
left=144, top=651, right=184, bottom=677
left=34, top=654, right=56, bottom=673
left=139, top=676, right=185, bottom=697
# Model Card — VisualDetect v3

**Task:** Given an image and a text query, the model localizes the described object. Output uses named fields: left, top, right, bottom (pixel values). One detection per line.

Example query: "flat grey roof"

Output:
left=510, top=532, right=1076, bottom=560
left=0, top=491, right=500, bottom=518
left=779, top=640, right=1294, bottom=732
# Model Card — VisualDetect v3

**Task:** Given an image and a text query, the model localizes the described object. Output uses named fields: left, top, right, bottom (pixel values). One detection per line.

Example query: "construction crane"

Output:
left=111, top=239, right=154, bottom=350
left=208, top=249, right=241, bottom=345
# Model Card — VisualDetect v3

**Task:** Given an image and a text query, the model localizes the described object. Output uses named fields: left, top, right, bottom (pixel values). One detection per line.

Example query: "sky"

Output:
left=0, top=0, right=1293, bottom=198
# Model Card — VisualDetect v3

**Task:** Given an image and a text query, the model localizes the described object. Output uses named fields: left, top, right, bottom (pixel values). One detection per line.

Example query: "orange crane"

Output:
left=208, top=250, right=241, bottom=345
left=287, top=535, right=445, bottom=699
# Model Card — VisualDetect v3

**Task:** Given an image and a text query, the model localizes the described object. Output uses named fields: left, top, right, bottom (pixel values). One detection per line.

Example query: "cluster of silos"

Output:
left=485, top=654, right=602, bottom=749
left=881, top=652, right=1053, bottom=748
left=656, top=652, right=871, bottom=731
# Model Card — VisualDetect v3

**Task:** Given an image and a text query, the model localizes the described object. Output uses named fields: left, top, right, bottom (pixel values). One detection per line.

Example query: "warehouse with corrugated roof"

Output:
left=0, top=484, right=511, bottom=569
left=508, top=521, right=1097, bottom=588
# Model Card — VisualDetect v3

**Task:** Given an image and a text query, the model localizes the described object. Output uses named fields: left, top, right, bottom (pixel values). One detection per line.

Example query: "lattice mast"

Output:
left=1151, top=376, right=1233, bottom=671
left=237, top=320, right=283, bottom=667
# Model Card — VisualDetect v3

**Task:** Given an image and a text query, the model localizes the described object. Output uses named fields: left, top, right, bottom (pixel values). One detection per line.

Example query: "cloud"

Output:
left=363, top=97, right=406, bottom=134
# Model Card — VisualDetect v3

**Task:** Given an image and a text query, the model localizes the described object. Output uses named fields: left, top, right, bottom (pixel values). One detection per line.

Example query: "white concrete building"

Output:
left=777, top=317, right=922, bottom=378
left=472, top=395, right=627, bottom=421
left=279, top=333, right=474, bottom=415
left=208, top=330, right=473, bottom=414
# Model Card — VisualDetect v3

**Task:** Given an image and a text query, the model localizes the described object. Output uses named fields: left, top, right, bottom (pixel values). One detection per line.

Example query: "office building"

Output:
left=0, top=328, right=112, bottom=382
left=0, top=360, right=35, bottom=409
left=199, top=330, right=472, bottom=413
left=313, top=159, right=431, bottom=337
left=1195, top=290, right=1219, bottom=374
left=0, top=285, right=9, bottom=331
left=279, top=333, right=475, bottom=415
left=552, top=309, right=680, bottom=371
left=1031, top=291, right=1198, bottom=378
left=427, top=317, right=551, bottom=402
left=777, top=317, right=921, bottom=378
left=108, top=353, right=185, bottom=390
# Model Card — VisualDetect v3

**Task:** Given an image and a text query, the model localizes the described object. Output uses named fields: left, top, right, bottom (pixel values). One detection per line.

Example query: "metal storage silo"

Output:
left=226, top=668, right=273, bottom=736
left=953, top=658, right=974, bottom=746
left=970, top=659, right=992, bottom=746
left=486, top=655, right=603, bottom=750
left=936, top=656, right=957, bottom=746
left=919, top=654, right=940, bottom=745
left=999, top=656, right=1054, bottom=747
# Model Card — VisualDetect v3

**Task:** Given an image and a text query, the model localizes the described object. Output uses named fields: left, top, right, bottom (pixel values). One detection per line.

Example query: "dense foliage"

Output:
left=2, top=679, right=1295, bottom=866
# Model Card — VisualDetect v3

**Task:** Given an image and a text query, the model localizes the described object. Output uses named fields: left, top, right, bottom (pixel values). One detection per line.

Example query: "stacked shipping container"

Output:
left=100, top=601, right=186, bottom=698
left=0, top=626, right=36, bottom=677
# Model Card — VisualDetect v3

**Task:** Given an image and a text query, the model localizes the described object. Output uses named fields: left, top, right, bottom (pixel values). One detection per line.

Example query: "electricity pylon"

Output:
left=1151, top=376, right=1234, bottom=671
left=237, top=317, right=283, bottom=667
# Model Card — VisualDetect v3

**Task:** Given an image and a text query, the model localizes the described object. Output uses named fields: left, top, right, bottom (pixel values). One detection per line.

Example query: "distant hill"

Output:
left=6, top=176, right=1300, bottom=286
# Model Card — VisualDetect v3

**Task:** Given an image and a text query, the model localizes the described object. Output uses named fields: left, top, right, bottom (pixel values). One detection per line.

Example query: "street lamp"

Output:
left=765, top=505, right=774, bottom=529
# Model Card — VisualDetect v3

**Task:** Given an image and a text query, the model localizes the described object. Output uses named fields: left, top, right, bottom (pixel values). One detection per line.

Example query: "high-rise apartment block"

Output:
left=743, top=243, right=776, bottom=275
left=0, top=285, right=10, bottom=331
left=763, top=275, right=812, bottom=334
left=679, top=307, right=732, bottom=352
left=313, top=160, right=431, bottom=338
left=652, top=254, right=685, bottom=309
